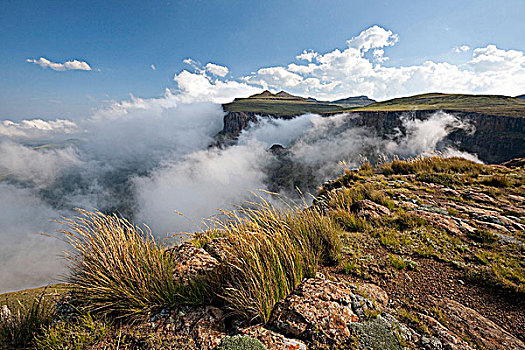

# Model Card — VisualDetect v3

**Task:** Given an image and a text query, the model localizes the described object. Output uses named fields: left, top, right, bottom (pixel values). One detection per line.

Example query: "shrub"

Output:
left=391, top=211, right=427, bottom=231
left=389, top=255, right=407, bottom=270
left=381, top=157, right=486, bottom=176
left=343, top=260, right=362, bottom=276
left=0, top=294, right=54, bottom=348
left=326, top=183, right=392, bottom=210
left=58, top=210, right=183, bottom=320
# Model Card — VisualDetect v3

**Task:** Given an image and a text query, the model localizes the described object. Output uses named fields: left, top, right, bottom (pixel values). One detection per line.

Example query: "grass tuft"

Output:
left=0, top=294, right=54, bottom=348
left=204, top=201, right=342, bottom=323
left=58, top=210, right=183, bottom=320
left=35, top=313, right=110, bottom=349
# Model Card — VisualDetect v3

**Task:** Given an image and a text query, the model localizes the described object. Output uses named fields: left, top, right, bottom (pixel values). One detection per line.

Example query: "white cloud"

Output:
left=151, top=64, right=157, bottom=70
left=0, top=119, right=78, bottom=139
left=0, top=141, right=82, bottom=188
left=205, top=63, right=229, bottom=77
left=26, top=57, right=92, bottom=71
left=346, top=25, right=399, bottom=52
left=469, top=44, right=525, bottom=72
left=296, top=50, right=319, bottom=62
left=455, top=45, right=471, bottom=53
left=240, top=26, right=525, bottom=99
left=173, top=70, right=261, bottom=103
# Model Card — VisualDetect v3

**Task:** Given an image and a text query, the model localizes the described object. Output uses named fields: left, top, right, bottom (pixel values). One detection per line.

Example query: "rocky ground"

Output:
left=1, top=157, right=524, bottom=349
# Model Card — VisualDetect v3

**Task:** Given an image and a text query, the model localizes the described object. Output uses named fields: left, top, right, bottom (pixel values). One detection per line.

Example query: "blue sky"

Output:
left=1, top=0, right=524, bottom=120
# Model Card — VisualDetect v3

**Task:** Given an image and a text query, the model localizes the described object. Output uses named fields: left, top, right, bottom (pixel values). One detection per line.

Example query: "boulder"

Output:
left=239, top=325, right=308, bottom=350
left=357, top=283, right=389, bottom=310
left=352, top=199, right=391, bottom=219
left=418, top=313, right=473, bottom=350
left=167, top=243, right=220, bottom=284
left=203, top=237, right=230, bottom=262
left=167, top=306, right=226, bottom=350
left=432, top=297, right=525, bottom=350
left=269, top=277, right=407, bottom=349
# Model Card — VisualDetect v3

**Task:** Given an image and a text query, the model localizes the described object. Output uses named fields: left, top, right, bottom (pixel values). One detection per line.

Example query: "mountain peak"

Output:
left=246, top=90, right=305, bottom=100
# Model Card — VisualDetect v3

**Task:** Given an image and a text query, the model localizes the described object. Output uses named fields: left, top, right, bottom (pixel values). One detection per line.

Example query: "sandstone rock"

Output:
left=203, top=237, right=230, bottom=262
left=222, top=111, right=258, bottom=136
left=269, top=277, right=360, bottom=343
left=358, top=283, right=389, bottom=310
left=400, top=200, right=419, bottom=210
left=269, top=277, right=406, bottom=348
left=432, top=298, right=525, bottom=350
left=507, top=194, right=525, bottom=203
left=502, top=157, right=525, bottom=168
left=418, top=313, right=473, bottom=350
left=473, top=220, right=509, bottom=232
left=168, top=306, right=226, bottom=350
left=443, top=188, right=461, bottom=197
left=413, top=210, right=463, bottom=236
left=352, top=199, right=391, bottom=219
left=167, top=243, right=220, bottom=284
left=463, top=191, right=497, bottom=205
left=239, top=325, right=308, bottom=350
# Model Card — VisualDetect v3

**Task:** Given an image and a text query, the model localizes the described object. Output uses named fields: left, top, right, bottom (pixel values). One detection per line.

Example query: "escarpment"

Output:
left=220, top=109, right=525, bottom=164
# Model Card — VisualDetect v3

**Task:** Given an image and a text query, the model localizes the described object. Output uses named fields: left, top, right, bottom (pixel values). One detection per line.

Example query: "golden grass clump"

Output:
left=203, top=200, right=342, bottom=323
left=60, top=199, right=343, bottom=324
left=381, top=156, right=487, bottom=176
left=59, top=210, right=179, bottom=319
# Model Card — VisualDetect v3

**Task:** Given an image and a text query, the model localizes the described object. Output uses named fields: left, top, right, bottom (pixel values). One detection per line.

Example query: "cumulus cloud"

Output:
left=455, top=45, right=471, bottom=53
left=469, top=44, right=525, bottom=72
left=0, top=119, right=78, bottom=139
left=26, top=57, right=92, bottom=71
left=173, top=70, right=261, bottom=103
left=205, top=63, right=229, bottom=77
left=346, top=25, right=399, bottom=52
left=242, top=25, right=525, bottom=99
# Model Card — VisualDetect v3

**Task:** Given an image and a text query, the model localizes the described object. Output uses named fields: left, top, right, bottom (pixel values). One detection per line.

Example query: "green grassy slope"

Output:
left=224, top=91, right=525, bottom=117
left=222, top=90, right=375, bottom=115
left=352, top=93, right=525, bottom=117
left=1, top=284, right=71, bottom=314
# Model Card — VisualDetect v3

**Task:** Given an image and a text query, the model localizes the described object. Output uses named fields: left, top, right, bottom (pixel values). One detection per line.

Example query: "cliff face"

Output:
left=221, top=110, right=525, bottom=163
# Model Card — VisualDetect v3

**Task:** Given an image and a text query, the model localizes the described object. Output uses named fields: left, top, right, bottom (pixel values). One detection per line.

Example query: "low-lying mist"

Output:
left=0, top=93, right=478, bottom=292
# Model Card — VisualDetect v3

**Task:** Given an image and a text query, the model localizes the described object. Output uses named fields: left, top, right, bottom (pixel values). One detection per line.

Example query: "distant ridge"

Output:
left=223, top=90, right=376, bottom=116
left=354, top=92, right=525, bottom=117
left=224, top=91, right=525, bottom=118
left=331, top=95, right=376, bottom=105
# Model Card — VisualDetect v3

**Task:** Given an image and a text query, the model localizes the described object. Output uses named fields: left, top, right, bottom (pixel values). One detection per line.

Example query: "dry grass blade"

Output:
left=205, top=200, right=342, bottom=323
left=57, top=209, right=179, bottom=320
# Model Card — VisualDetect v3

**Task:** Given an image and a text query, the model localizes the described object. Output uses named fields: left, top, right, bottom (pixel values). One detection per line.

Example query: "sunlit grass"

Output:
left=58, top=210, right=182, bottom=319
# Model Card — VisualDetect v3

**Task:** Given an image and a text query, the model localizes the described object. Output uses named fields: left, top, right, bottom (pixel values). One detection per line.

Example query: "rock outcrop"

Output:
left=167, top=243, right=221, bottom=284
left=268, top=276, right=409, bottom=349
left=220, top=109, right=525, bottom=163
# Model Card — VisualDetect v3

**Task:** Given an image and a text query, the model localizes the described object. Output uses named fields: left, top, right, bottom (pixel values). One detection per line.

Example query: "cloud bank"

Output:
left=4, top=24, right=518, bottom=292
left=171, top=25, right=524, bottom=102
left=26, top=57, right=92, bottom=71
